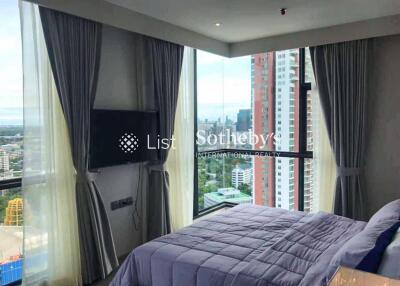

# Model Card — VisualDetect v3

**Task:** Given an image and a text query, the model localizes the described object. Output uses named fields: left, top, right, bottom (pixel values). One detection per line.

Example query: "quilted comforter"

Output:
left=111, top=204, right=366, bottom=286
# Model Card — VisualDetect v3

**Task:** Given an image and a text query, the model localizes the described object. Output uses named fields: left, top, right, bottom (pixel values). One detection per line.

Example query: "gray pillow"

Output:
left=368, top=199, right=400, bottom=226
left=377, top=228, right=400, bottom=279
left=328, top=218, right=400, bottom=275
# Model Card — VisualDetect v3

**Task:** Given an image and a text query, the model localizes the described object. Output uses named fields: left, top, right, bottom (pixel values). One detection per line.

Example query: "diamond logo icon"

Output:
left=118, top=133, right=139, bottom=153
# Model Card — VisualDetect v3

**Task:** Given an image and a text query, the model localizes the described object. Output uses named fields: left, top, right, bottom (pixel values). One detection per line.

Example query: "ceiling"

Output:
left=106, top=0, right=400, bottom=43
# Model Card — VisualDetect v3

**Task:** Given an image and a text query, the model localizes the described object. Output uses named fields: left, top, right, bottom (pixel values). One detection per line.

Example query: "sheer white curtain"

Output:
left=20, top=2, right=81, bottom=285
left=312, top=83, right=336, bottom=213
left=166, top=47, right=195, bottom=231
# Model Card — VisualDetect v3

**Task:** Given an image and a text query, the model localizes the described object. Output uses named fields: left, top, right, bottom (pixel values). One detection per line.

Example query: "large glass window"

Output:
left=196, top=51, right=252, bottom=152
left=0, top=1, right=24, bottom=284
left=194, top=48, right=314, bottom=215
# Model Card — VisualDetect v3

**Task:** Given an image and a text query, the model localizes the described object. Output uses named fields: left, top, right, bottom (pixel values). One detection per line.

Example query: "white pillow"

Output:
left=378, top=227, right=400, bottom=279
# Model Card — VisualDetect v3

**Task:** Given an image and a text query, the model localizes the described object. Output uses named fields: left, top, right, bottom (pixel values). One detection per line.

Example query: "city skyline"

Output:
left=197, top=50, right=251, bottom=121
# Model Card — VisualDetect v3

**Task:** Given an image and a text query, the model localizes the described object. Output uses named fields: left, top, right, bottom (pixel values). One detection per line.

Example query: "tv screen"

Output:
left=89, top=109, right=159, bottom=169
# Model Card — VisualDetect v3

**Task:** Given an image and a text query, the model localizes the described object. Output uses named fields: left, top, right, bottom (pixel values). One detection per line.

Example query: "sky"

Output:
left=0, top=1, right=251, bottom=125
left=0, top=0, right=23, bottom=126
left=197, top=50, right=251, bottom=122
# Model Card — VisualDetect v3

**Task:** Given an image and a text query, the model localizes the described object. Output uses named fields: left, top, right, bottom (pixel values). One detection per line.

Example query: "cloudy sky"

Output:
left=197, top=50, right=251, bottom=122
left=0, top=1, right=251, bottom=125
left=0, top=0, right=23, bottom=126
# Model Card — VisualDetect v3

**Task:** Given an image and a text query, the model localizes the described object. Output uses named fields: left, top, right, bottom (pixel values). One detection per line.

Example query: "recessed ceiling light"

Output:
left=215, top=23, right=221, bottom=27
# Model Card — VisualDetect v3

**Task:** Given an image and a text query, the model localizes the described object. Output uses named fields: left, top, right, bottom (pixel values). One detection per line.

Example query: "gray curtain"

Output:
left=39, top=7, right=119, bottom=284
left=144, top=37, right=184, bottom=240
left=310, top=40, right=371, bottom=220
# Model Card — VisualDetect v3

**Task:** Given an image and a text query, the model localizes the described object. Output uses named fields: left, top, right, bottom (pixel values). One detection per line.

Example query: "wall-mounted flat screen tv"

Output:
left=89, top=109, right=159, bottom=169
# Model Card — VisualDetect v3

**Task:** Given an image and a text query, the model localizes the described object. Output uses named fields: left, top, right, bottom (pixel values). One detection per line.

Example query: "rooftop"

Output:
left=205, top=190, right=252, bottom=204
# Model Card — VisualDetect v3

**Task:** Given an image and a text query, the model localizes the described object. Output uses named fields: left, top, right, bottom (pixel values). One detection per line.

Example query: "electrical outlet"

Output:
left=110, top=200, right=120, bottom=210
left=111, top=196, right=133, bottom=210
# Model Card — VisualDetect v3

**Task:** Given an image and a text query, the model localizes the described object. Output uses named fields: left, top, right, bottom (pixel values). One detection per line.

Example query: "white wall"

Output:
left=93, top=25, right=142, bottom=257
left=96, top=25, right=139, bottom=110
left=94, top=164, right=141, bottom=257
left=365, top=34, right=400, bottom=217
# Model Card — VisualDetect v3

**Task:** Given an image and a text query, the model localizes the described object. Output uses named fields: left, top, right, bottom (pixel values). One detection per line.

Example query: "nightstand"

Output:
left=329, top=266, right=400, bottom=286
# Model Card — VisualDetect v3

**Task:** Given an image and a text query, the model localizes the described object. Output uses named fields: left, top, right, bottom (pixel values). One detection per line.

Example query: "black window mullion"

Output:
left=193, top=49, right=199, bottom=217
left=0, top=178, right=22, bottom=190
left=298, top=48, right=306, bottom=211
left=298, top=48, right=313, bottom=212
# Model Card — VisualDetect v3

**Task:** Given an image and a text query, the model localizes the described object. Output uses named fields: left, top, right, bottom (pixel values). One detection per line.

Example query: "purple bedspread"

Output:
left=111, top=204, right=366, bottom=286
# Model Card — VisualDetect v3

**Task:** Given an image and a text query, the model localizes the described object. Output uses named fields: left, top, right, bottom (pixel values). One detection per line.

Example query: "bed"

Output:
left=111, top=201, right=400, bottom=286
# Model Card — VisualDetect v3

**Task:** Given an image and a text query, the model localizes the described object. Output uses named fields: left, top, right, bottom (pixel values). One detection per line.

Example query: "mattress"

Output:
left=111, top=204, right=366, bottom=286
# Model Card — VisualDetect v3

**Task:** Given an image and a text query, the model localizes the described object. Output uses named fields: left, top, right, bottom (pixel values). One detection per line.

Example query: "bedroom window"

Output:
left=194, top=48, right=313, bottom=217
left=0, top=1, right=24, bottom=283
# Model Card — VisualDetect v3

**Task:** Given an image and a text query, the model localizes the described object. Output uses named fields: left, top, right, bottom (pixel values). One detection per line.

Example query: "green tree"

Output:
left=238, top=183, right=252, bottom=196
left=0, top=195, right=8, bottom=222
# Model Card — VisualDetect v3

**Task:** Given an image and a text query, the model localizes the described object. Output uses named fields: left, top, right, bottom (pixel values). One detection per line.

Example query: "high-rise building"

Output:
left=0, top=149, right=10, bottom=174
left=236, top=109, right=251, bottom=132
left=252, top=53, right=276, bottom=207
left=252, top=50, right=308, bottom=211
left=231, top=165, right=252, bottom=188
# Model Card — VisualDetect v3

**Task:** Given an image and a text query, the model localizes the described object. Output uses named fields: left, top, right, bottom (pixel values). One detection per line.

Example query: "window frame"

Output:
left=0, top=177, right=22, bottom=190
left=193, top=48, right=312, bottom=218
